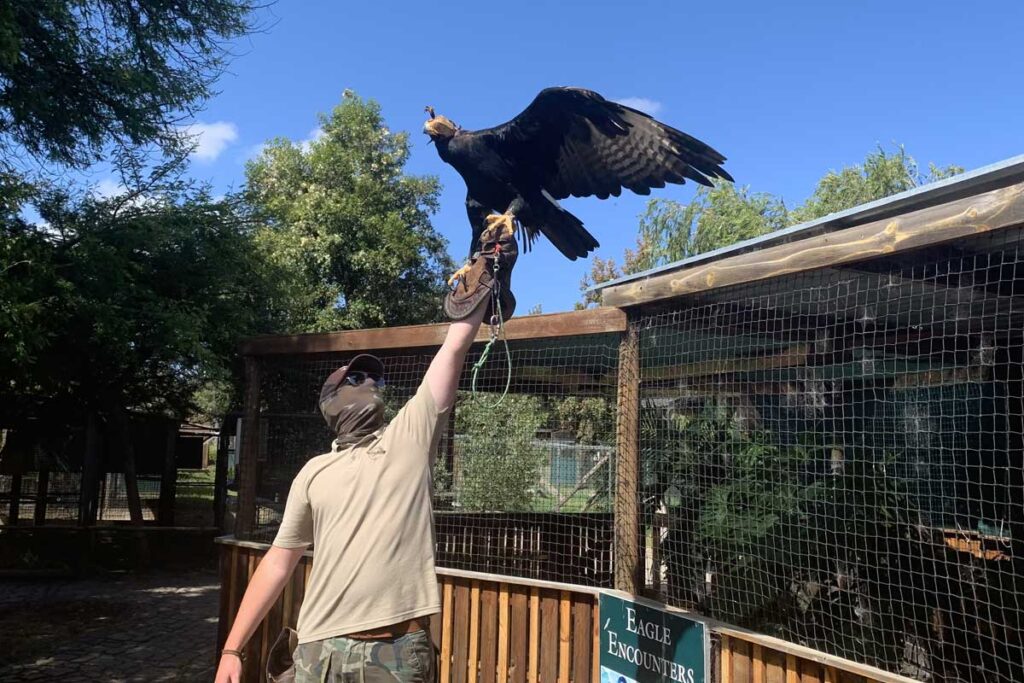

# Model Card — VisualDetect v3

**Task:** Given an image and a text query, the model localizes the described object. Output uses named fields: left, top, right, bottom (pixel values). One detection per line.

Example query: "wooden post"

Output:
left=158, top=419, right=178, bottom=525
left=614, top=316, right=642, bottom=593
left=117, top=410, right=145, bottom=526
left=79, top=413, right=101, bottom=525
left=34, top=468, right=49, bottom=525
left=213, top=421, right=231, bottom=529
left=235, top=357, right=261, bottom=537
left=8, top=472, right=21, bottom=525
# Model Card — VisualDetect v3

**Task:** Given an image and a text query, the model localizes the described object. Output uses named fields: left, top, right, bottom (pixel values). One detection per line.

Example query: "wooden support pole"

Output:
left=213, top=422, right=231, bottom=529
left=79, top=413, right=101, bottom=526
left=614, top=316, right=642, bottom=593
left=7, top=472, right=21, bottom=525
left=34, top=468, right=49, bottom=525
left=236, top=357, right=261, bottom=537
left=117, top=410, right=144, bottom=526
left=158, top=419, right=178, bottom=525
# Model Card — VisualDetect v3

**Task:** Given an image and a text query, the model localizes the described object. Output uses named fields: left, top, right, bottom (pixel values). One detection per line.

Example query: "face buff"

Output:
left=322, top=382, right=385, bottom=448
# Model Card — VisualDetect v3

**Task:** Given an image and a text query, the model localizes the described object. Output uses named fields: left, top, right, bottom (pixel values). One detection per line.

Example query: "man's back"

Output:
left=273, top=379, right=448, bottom=643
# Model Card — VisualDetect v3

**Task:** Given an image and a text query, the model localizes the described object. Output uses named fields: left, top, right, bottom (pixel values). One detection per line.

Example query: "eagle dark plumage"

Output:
left=423, top=87, right=734, bottom=283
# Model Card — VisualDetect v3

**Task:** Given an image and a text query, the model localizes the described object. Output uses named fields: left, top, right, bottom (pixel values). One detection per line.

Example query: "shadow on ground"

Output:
left=0, top=569, right=219, bottom=682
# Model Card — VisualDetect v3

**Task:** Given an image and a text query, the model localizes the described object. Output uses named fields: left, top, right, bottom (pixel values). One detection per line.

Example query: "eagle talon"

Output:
left=482, top=212, right=516, bottom=242
left=447, top=262, right=473, bottom=288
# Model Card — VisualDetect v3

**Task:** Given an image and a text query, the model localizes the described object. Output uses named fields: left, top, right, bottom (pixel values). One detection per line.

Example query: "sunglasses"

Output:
left=344, top=371, right=384, bottom=387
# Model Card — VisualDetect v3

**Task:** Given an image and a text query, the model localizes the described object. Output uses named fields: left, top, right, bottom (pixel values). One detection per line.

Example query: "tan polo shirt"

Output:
left=272, top=379, right=447, bottom=644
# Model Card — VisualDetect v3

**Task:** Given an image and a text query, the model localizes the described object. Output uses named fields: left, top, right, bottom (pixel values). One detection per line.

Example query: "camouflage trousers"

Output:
left=293, top=630, right=435, bottom=683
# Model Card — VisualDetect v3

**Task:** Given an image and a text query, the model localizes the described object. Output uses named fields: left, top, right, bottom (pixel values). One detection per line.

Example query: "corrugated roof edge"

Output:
left=588, top=153, right=1024, bottom=293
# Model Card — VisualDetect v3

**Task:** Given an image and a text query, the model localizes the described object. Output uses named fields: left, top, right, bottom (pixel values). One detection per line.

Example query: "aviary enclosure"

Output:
left=219, top=159, right=1024, bottom=683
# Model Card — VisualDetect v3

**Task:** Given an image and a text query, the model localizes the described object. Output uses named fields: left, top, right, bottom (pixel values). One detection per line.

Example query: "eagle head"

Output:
left=423, top=106, right=459, bottom=140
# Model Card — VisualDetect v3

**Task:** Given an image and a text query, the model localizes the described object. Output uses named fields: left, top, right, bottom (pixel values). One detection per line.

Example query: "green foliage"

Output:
left=791, top=146, right=964, bottom=223
left=0, top=184, right=267, bottom=422
left=636, top=184, right=789, bottom=271
left=456, top=394, right=548, bottom=511
left=553, top=396, right=614, bottom=445
left=579, top=147, right=964, bottom=306
left=0, top=0, right=256, bottom=172
left=245, top=91, right=453, bottom=332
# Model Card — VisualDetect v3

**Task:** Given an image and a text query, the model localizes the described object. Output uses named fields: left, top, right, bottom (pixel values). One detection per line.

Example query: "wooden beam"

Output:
left=33, top=468, right=49, bottom=525
left=614, top=317, right=641, bottom=593
left=643, top=344, right=810, bottom=383
left=602, top=181, right=1024, bottom=308
left=235, top=357, right=261, bottom=537
left=239, top=308, right=627, bottom=356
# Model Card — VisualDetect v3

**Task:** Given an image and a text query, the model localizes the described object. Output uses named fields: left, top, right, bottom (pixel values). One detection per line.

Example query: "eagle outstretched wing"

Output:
left=478, top=87, right=733, bottom=201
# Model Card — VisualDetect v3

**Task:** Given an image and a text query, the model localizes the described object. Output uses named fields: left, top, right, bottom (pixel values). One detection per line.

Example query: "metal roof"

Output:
left=588, top=153, right=1024, bottom=293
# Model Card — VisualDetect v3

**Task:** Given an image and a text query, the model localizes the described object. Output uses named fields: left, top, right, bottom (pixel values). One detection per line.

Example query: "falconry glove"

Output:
left=444, top=230, right=518, bottom=322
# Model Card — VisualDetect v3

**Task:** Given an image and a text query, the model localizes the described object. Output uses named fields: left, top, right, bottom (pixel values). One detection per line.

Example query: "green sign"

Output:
left=599, top=593, right=708, bottom=683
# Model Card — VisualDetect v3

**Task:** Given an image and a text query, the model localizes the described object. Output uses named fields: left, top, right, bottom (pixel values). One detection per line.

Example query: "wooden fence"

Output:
left=217, top=538, right=909, bottom=683
left=435, top=512, right=614, bottom=586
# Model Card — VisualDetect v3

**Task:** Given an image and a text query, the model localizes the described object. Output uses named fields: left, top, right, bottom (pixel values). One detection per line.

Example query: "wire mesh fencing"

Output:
left=637, top=228, right=1024, bottom=682
left=247, top=334, right=620, bottom=585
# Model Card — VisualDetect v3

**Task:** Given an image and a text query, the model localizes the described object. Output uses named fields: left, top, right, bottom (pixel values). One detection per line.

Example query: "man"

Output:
left=215, top=231, right=515, bottom=683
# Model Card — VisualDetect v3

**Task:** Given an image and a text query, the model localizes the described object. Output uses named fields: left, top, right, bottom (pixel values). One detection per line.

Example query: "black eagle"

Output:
left=423, top=87, right=733, bottom=282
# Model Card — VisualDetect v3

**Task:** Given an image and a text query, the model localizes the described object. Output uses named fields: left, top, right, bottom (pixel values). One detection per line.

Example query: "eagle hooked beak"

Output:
left=423, top=105, right=436, bottom=145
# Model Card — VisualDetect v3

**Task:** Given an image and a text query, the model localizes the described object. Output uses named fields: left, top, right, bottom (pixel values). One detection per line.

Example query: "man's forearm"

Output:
left=426, top=303, right=487, bottom=411
left=223, top=545, right=304, bottom=651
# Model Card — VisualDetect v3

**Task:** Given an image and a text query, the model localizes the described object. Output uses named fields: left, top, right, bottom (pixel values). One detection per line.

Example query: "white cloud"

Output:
left=183, top=121, right=239, bottom=162
left=614, top=97, right=664, bottom=116
left=300, top=126, right=324, bottom=151
left=244, top=142, right=268, bottom=160
left=94, top=178, right=126, bottom=198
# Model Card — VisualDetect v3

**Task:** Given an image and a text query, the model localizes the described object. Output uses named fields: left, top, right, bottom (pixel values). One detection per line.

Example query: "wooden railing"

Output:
left=216, top=538, right=910, bottom=683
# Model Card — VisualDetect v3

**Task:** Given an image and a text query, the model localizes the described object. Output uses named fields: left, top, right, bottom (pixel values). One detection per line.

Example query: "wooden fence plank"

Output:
left=481, top=585, right=499, bottom=683
left=242, top=552, right=260, bottom=682
left=753, top=644, right=765, bottom=683
left=453, top=581, right=470, bottom=683
left=825, top=666, right=838, bottom=683
left=498, top=585, right=510, bottom=683
left=721, top=635, right=733, bottom=683
left=441, top=581, right=454, bottom=683
left=509, top=586, right=529, bottom=683
left=290, top=559, right=307, bottom=628
left=732, top=638, right=751, bottom=683
left=591, top=601, right=600, bottom=683
left=469, top=581, right=481, bottom=683
left=558, top=592, right=571, bottom=683
left=786, top=653, right=798, bottom=683
left=766, top=648, right=786, bottom=683
left=800, top=659, right=824, bottom=683
left=528, top=588, right=540, bottom=683
left=539, top=590, right=558, bottom=683
left=216, top=545, right=234, bottom=656
left=571, top=597, right=592, bottom=683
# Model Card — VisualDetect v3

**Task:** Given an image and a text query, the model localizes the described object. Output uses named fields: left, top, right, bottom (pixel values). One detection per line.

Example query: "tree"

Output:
left=0, top=184, right=268, bottom=425
left=790, top=146, right=963, bottom=224
left=245, top=91, right=453, bottom=332
left=456, top=395, right=548, bottom=512
left=0, top=0, right=256, bottom=175
left=578, top=147, right=963, bottom=306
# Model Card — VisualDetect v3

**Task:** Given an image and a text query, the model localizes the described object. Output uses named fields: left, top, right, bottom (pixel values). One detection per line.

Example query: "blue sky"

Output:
left=146, top=0, right=1024, bottom=313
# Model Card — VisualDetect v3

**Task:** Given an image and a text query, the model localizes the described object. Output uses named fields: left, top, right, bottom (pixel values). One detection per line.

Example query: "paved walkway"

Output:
left=0, top=569, right=220, bottom=682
